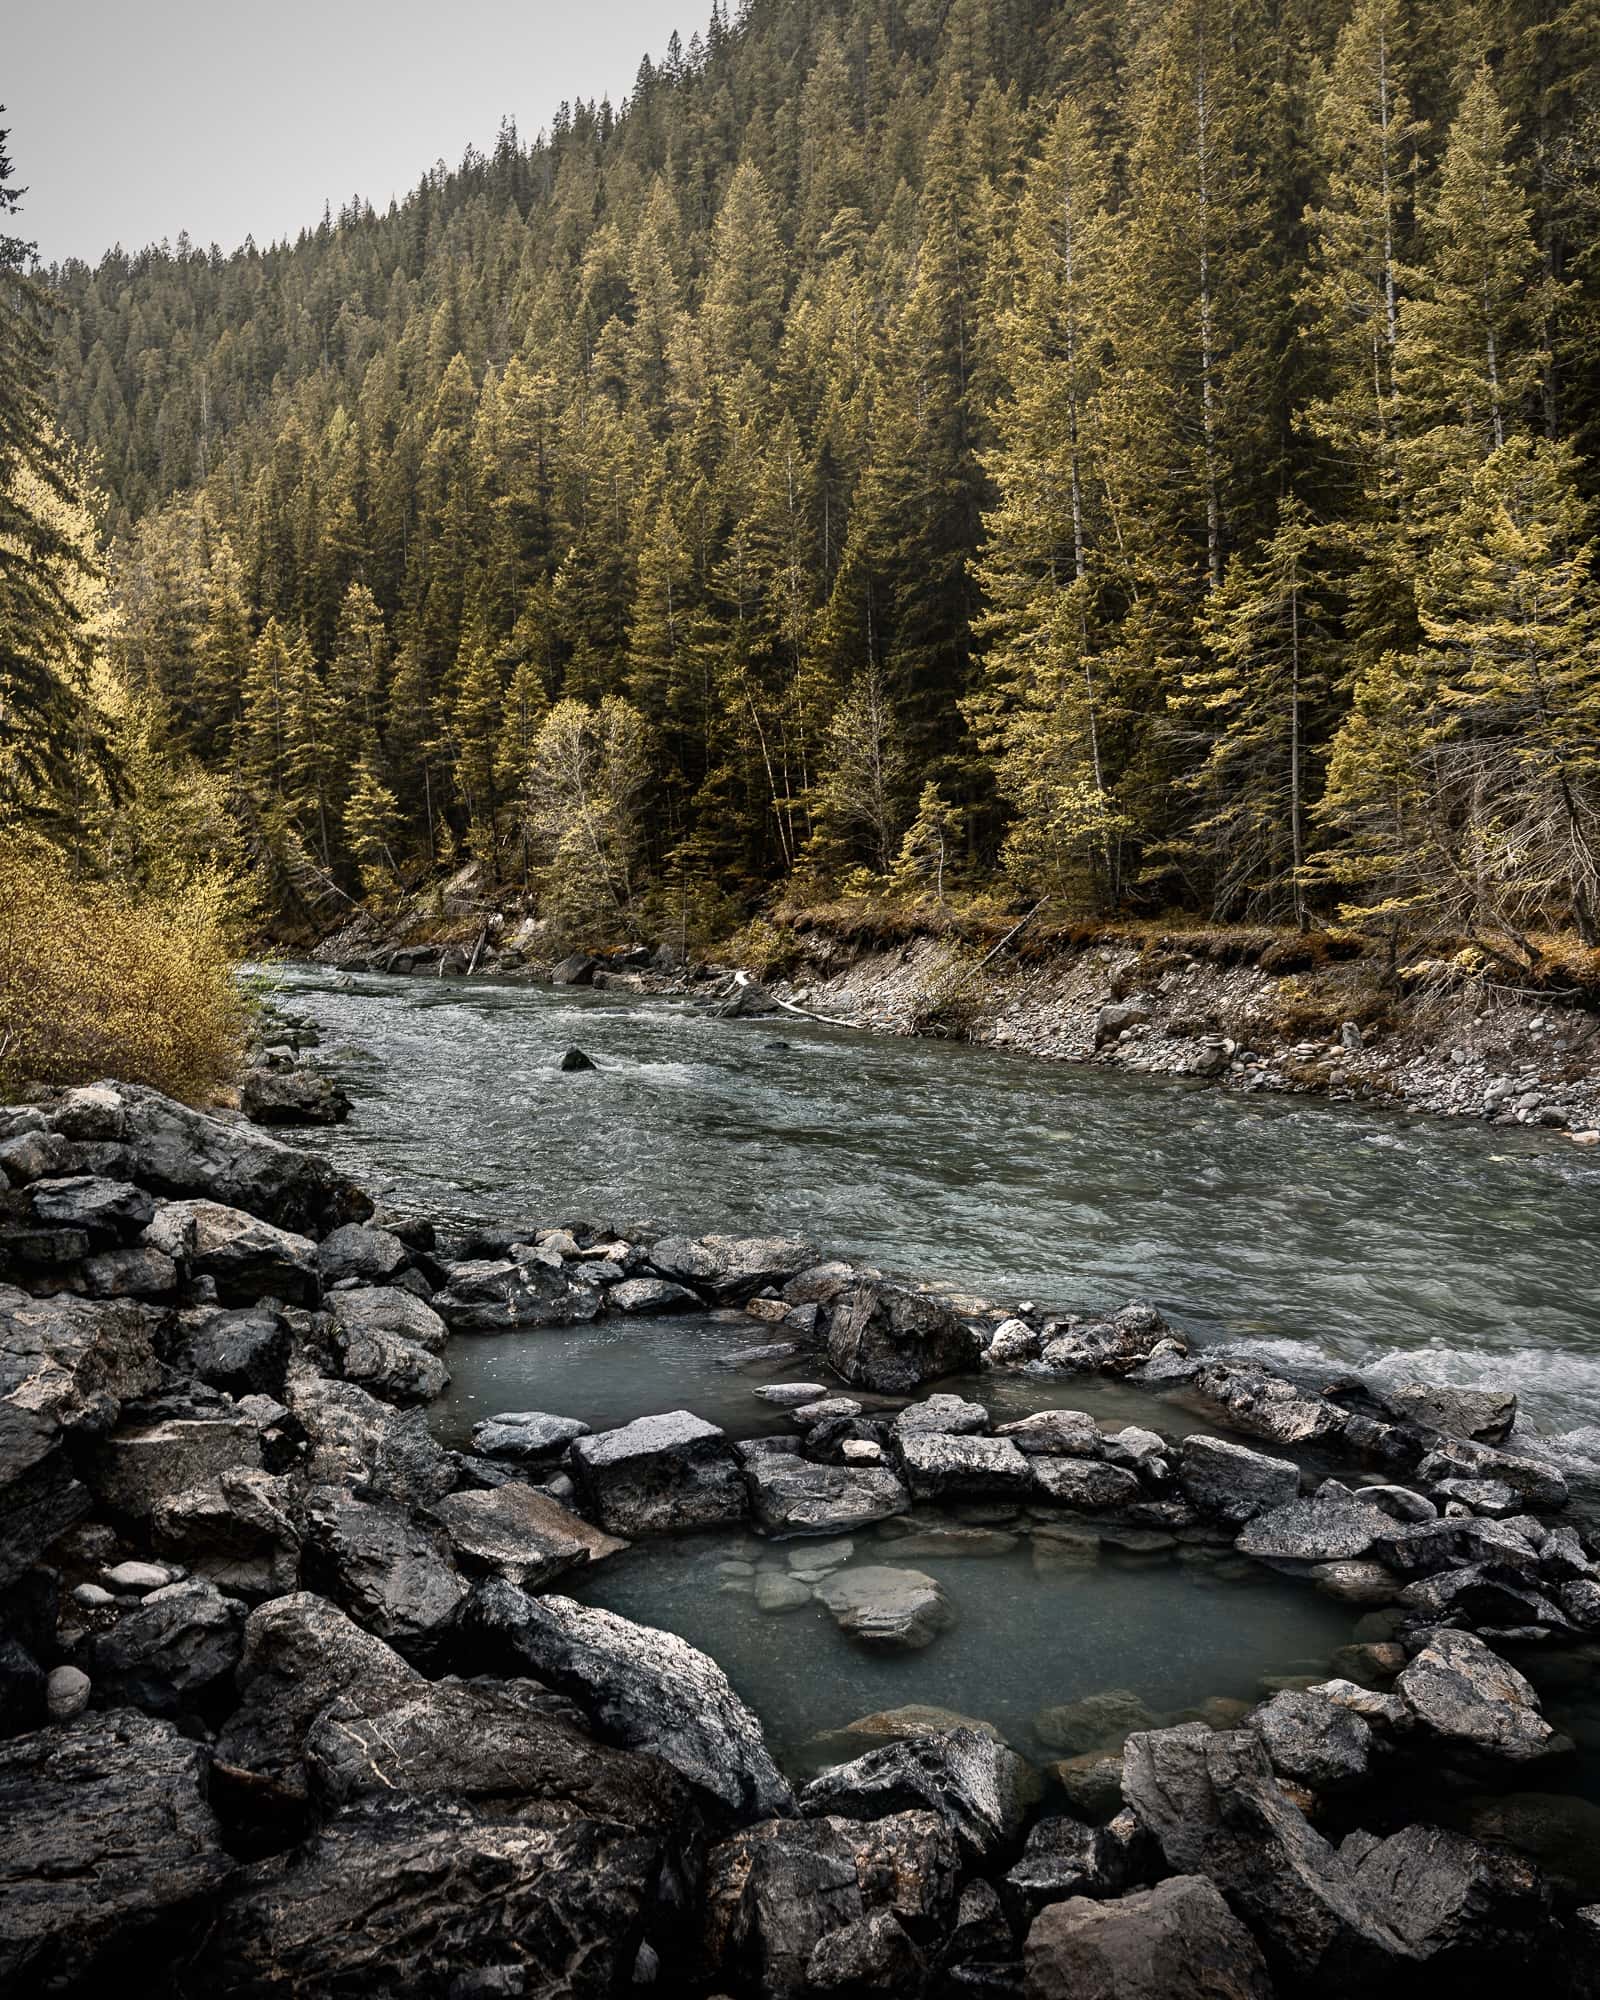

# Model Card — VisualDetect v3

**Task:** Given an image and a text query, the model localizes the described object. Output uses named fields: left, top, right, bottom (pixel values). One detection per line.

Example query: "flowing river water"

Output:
left=257, top=963, right=1600, bottom=1821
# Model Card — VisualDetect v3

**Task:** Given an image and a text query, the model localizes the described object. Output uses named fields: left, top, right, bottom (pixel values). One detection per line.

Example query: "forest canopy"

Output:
left=31, top=0, right=1600, bottom=964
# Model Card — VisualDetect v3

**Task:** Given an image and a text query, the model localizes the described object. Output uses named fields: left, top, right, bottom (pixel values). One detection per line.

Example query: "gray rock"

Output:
left=807, top=1908, right=922, bottom=1990
left=1123, top=1724, right=1416, bottom=1984
left=814, top=1565, right=955, bottom=1650
left=104, top=1558, right=174, bottom=1591
left=1023, top=1874, right=1274, bottom=2000
left=79, top=1243, right=180, bottom=1298
left=650, top=1232, right=817, bottom=1304
left=746, top=1456, right=910, bottom=1535
left=89, top=1415, right=263, bottom=1521
left=551, top=953, right=598, bottom=984
left=216, top=1592, right=421, bottom=1801
left=44, top=1664, right=90, bottom=1720
left=89, top=1576, right=245, bottom=1714
left=1036, top=1303, right=1180, bottom=1375
left=1184, top=1357, right=1351, bottom=1449
left=755, top=1571, right=814, bottom=1613
left=470, top=1410, right=589, bottom=1460
left=1235, top=1489, right=1397, bottom=1563
left=1034, top=1690, right=1156, bottom=1756
left=1178, top=1435, right=1300, bottom=1525
left=329, top=1281, right=445, bottom=1350
left=1032, top=1458, right=1144, bottom=1510
left=1006, top=1812, right=1133, bottom=1920
left=240, top=1065, right=351, bottom=1126
left=1344, top=1822, right=1551, bottom=1966
left=332, top=1319, right=448, bottom=1405
left=151, top=1466, right=301, bottom=1598
left=302, top=1673, right=694, bottom=1826
left=1396, top=1628, right=1559, bottom=1762
left=144, top=1197, right=319, bottom=1305
left=434, top=1256, right=602, bottom=1332
left=1247, top=1688, right=1373, bottom=1790
left=898, top=1432, right=1033, bottom=1500
left=997, top=1408, right=1102, bottom=1457
left=570, top=1409, right=747, bottom=1535
left=555, top=1045, right=597, bottom=1071
left=285, top=1364, right=456, bottom=1507
left=703, top=1810, right=960, bottom=1994
left=206, top=1794, right=659, bottom=1995
left=801, top=1727, right=1036, bottom=1861
left=29, top=1174, right=156, bottom=1237
left=753, top=1381, right=831, bottom=1406
left=607, top=1275, right=703, bottom=1313
left=51, top=1083, right=369, bottom=1233
left=0, top=1710, right=229, bottom=1990
left=302, top=1489, right=467, bottom=1655
left=1385, top=1381, right=1518, bottom=1444
left=434, top=1481, right=625, bottom=1589
left=1416, top=1439, right=1568, bottom=1510
left=895, top=1393, right=990, bottom=1436
left=827, top=1279, right=981, bottom=1392
left=181, top=1305, right=291, bottom=1395
left=317, top=1222, right=409, bottom=1285
left=460, top=1579, right=794, bottom=1820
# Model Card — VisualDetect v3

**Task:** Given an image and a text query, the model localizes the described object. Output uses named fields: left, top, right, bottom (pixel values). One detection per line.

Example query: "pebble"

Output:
left=842, top=1439, right=883, bottom=1463
left=753, top=1382, right=830, bottom=1407
left=71, top=1583, right=114, bottom=1609
left=103, top=1561, right=174, bottom=1592
left=46, top=1665, right=91, bottom=1720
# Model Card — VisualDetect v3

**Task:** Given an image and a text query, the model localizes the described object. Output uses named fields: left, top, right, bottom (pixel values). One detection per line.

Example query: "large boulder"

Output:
left=1036, top=1304, right=1180, bottom=1375
left=432, top=1255, right=601, bottom=1332
left=649, top=1232, right=818, bottom=1305
left=330, top=1315, right=448, bottom=1406
left=801, top=1728, right=1037, bottom=1863
left=1031, top=1458, right=1144, bottom=1510
left=746, top=1455, right=910, bottom=1535
left=240, top=1065, right=351, bottom=1126
left=814, top=1564, right=955, bottom=1650
left=703, top=1810, right=961, bottom=1995
left=1236, top=1488, right=1397, bottom=1564
left=434, top=1481, right=626, bottom=1589
left=1023, top=1874, right=1275, bottom=2000
left=328, top=1282, right=445, bottom=1350
left=1246, top=1688, right=1373, bottom=1791
left=317, top=1223, right=411, bottom=1285
left=284, top=1364, right=456, bottom=1507
left=569, top=1409, right=747, bottom=1535
left=827, top=1280, right=981, bottom=1392
left=150, top=1466, right=301, bottom=1598
left=144, top=1198, right=319, bottom=1306
left=303, top=1673, right=695, bottom=1828
left=88, top=1414, right=263, bottom=1522
left=459, top=1579, right=794, bottom=1822
left=215, top=1592, right=422, bottom=1804
left=301, top=1488, right=467, bottom=1655
left=1395, top=1628, right=1560, bottom=1763
left=1121, top=1723, right=1414, bottom=1987
left=0, top=1709, right=230, bottom=1990
left=470, top=1409, right=590, bottom=1460
left=898, top=1432, right=1034, bottom=1500
left=52, top=1082, right=369, bottom=1233
left=1183, top=1358, right=1352, bottom=1450
left=1178, top=1435, right=1301, bottom=1525
left=177, top=1305, right=292, bottom=1396
left=0, top=1290, right=162, bottom=1583
left=204, top=1794, right=661, bottom=1996
left=28, top=1173, right=157, bottom=1239
left=1343, top=1822, right=1550, bottom=1969
left=1383, top=1381, right=1517, bottom=1445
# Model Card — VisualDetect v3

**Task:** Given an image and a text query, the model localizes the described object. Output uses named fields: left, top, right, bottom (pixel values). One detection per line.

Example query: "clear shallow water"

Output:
left=262, top=961, right=1600, bottom=1431
left=565, top=1524, right=1356, bottom=1770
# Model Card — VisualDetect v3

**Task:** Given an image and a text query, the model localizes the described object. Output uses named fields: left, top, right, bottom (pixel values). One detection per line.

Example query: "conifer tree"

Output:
left=343, top=753, right=403, bottom=895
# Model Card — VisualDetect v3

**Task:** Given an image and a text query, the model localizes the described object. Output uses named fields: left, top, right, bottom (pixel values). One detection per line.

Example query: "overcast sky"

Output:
left=9, top=0, right=701, bottom=266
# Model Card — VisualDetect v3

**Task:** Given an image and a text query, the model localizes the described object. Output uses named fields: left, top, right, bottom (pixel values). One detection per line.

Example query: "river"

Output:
left=262, top=960, right=1600, bottom=1434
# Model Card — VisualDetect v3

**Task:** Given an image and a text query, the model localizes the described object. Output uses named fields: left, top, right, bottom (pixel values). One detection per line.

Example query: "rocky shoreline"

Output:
left=307, top=873, right=1600, bottom=1139
left=2, top=1080, right=1599, bottom=1994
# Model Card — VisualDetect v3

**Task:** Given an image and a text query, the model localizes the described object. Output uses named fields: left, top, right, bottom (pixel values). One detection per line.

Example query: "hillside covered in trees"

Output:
left=37, top=0, right=1600, bottom=965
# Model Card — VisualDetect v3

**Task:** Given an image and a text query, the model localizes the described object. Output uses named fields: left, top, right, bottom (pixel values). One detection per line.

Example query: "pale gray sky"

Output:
left=10, top=0, right=703, bottom=266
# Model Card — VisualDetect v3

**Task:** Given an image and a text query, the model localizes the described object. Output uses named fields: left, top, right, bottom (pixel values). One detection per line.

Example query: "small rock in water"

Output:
left=555, top=1047, right=598, bottom=1072
left=753, top=1382, right=829, bottom=1407
left=753, top=1572, right=813, bottom=1614
left=814, top=1564, right=954, bottom=1649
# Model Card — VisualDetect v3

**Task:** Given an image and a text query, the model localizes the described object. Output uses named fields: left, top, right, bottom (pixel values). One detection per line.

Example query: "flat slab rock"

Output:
left=813, top=1563, right=955, bottom=1650
left=897, top=1432, right=1033, bottom=1499
left=0, top=1709, right=230, bottom=1990
left=460, top=1579, right=794, bottom=1821
left=745, top=1455, right=910, bottom=1535
left=1235, top=1489, right=1398, bottom=1563
left=569, top=1409, right=747, bottom=1535
left=435, top=1481, right=626, bottom=1589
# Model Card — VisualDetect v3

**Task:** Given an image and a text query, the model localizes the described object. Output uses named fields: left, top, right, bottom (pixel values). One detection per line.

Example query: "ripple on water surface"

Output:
left=263, top=961, right=1600, bottom=1429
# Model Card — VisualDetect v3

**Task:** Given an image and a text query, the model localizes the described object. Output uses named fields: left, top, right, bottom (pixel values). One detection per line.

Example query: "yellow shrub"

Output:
left=0, top=839, right=248, bottom=1102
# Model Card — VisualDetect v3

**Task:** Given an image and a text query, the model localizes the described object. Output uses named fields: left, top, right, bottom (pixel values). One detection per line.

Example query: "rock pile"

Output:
left=1, top=1079, right=1597, bottom=1996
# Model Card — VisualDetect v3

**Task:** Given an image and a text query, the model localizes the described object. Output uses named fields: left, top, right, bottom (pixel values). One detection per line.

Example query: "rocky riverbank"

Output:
left=308, top=870, right=1600, bottom=1137
left=3, top=1080, right=1600, bottom=1995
